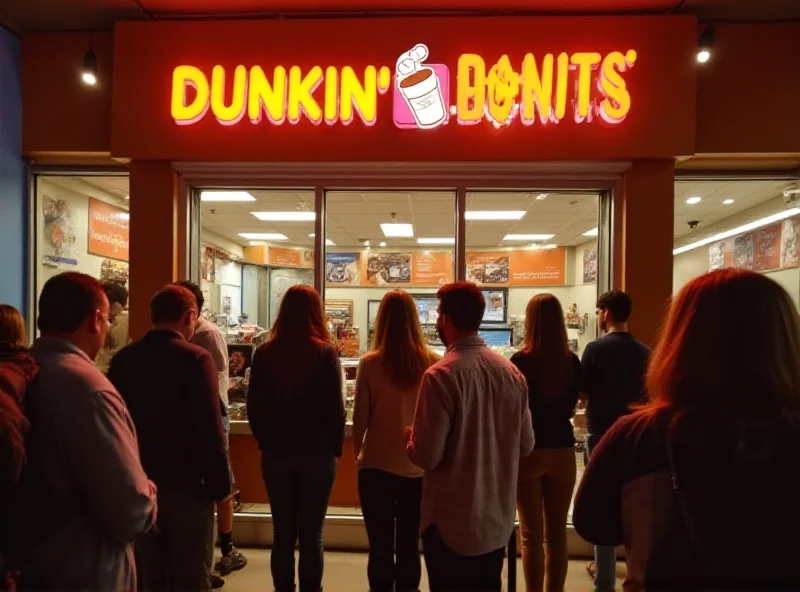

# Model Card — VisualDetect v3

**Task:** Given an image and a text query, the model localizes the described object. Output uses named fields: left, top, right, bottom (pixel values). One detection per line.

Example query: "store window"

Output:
left=324, top=190, right=457, bottom=422
left=34, top=174, right=131, bottom=348
left=464, top=189, right=600, bottom=524
left=673, top=179, right=800, bottom=308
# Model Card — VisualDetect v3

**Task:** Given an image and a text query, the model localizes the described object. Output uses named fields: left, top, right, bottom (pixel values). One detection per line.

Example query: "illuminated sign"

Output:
left=171, top=44, right=637, bottom=129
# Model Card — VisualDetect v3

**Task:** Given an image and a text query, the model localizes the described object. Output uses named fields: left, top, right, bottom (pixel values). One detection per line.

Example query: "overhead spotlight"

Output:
left=81, top=48, right=98, bottom=86
left=697, top=25, right=714, bottom=64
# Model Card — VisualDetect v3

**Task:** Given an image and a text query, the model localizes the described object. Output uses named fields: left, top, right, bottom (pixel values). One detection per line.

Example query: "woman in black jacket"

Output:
left=248, top=285, right=345, bottom=592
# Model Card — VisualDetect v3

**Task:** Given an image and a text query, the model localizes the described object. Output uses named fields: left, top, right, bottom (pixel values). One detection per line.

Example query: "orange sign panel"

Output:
left=88, top=198, right=130, bottom=262
left=269, top=247, right=303, bottom=268
left=412, top=252, right=453, bottom=286
left=467, top=249, right=566, bottom=286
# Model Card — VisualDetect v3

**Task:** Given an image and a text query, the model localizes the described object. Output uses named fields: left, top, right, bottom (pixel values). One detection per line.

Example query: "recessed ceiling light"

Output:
left=379, top=241, right=387, bottom=247
left=685, top=196, right=702, bottom=205
left=536, top=194, right=548, bottom=201
left=723, top=199, right=735, bottom=205
left=251, top=211, right=315, bottom=221
left=200, top=191, right=256, bottom=202
left=380, top=223, right=414, bottom=238
left=673, top=208, right=800, bottom=255
left=527, top=243, right=541, bottom=250
left=238, top=233, right=288, bottom=240
left=309, top=233, right=315, bottom=237
left=123, top=195, right=130, bottom=201
left=326, top=239, right=335, bottom=246
left=503, top=234, right=555, bottom=241
left=543, top=244, right=558, bottom=250
left=583, top=227, right=599, bottom=237
left=417, top=238, right=455, bottom=245
left=363, top=240, right=370, bottom=247
left=465, top=211, right=527, bottom=221
left=249, top=241, right=267, bottom=246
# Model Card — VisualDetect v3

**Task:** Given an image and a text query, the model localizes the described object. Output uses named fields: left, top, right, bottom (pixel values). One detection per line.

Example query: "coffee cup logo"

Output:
left=393, top=44, right=449, bottom=130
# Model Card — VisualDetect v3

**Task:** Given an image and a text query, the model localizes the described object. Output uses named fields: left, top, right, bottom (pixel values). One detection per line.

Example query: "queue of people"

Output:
left=1, top=268, right=800, bottom=592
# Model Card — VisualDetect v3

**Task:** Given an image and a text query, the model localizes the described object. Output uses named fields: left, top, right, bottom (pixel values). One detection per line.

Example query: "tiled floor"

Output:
left=221, top=549, right=625, bottom=592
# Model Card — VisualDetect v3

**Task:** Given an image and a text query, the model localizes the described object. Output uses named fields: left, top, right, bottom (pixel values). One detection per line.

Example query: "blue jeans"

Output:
left=586, top=434, right=616, bottom=592
left=261, top=454, right=337, bottom=592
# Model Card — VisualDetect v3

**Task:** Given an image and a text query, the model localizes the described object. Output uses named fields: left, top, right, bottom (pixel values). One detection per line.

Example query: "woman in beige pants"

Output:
left=511, top=294, right=581, bottom=592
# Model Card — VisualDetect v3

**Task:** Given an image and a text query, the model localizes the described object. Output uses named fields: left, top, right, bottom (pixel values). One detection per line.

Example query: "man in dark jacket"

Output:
left=109, top=284, right=231, bottom=592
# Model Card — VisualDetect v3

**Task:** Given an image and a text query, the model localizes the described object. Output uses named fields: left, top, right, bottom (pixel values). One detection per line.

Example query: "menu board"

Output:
left=88, top=198, right=130, bottom=262
left=269, top=246, right=303, bottom=268
left=467, top=249, right=566, bottom=286
left=583, top=247, right=597, bottom=283
left=364, top=253, right=412, bottom=285
left=325, top=253, right=360, bottom=285
left=754, top=224, right=781, bottom=272
left=412, top=252, right=453, bottom=286
left=733, top=234, right=754, bottom=270
left=482, top=290, right=507, bottom=323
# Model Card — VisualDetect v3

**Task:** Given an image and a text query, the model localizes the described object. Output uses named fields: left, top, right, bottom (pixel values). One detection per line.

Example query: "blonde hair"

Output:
left=0, top=305, right=26, bottom=347
left=646, top=269, right=800, bottom=417
left=372, top=290, right=438, bottom=390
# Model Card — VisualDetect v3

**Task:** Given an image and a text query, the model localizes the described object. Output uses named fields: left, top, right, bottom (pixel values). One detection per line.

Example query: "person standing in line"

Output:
left=5, top=272, right=157, bottom=591
left=407, top=282, right=534, bottom=592
left=574, top=269, right=800, bottom=591
left=248, top=285, right=345, bottom=592
left=96, top=281, right=130, bottom=374
left=0, top=305, right=39, bottom=589
left=579, top=290, right=650, bottom=592
left=353, top=290, right=439, bottom=592
left=109, top=285, right=231, bottom=592
left=175, top=280, right=248, bottom=585
left=511, top=294, right=581, bottom=592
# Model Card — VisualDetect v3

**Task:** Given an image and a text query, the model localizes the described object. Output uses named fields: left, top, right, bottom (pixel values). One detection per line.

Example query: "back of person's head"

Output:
left=597, top=290, right=633, bottom=323
left=270, top=285, right=329, bottom=346
left=150, top=285, right=198, bottom=338
left=101, top=281, right=129, bottom=308
left=174, top=280, right=204, bottom=312
left=437, top=282, right=485, bottom=333
left=647, top=269, right=800, bottom=416
left=0, top=305, right=26, bottom=348
left=372, top=290, right=438, bottom=390
left=38, top=272, right=107, bottom=336
left=523, top=294, right=572, bottom=395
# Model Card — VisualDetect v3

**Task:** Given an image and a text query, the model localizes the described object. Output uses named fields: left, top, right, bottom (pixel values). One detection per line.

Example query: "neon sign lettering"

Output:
left=170, top=45, right=637, bottom=129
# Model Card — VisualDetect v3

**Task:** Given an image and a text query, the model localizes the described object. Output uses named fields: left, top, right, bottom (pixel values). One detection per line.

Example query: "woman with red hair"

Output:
left=574, top=269, right=800, bottom=591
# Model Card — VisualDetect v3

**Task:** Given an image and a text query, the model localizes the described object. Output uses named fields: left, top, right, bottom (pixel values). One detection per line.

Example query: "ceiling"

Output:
left=3, top=0, right=799, bottom=32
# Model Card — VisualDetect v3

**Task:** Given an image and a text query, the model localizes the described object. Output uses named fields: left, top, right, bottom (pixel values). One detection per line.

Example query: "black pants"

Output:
left=422, top=526, right=505, bottom=592
left=136, top=488, right=214, bottom=592
left=357, top=469, right=423, bottom=592
left=261, top=454, right=337, bottom=592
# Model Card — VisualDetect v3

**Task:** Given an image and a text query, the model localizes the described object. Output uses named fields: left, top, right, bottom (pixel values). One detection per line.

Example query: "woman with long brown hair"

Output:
left=248, top=285, right=346, bottom=592
left=574, top=269, right=800, bottom=591
left=510, top=294, right=581, bottom=592
left=352, top=290, right=439, bottom=592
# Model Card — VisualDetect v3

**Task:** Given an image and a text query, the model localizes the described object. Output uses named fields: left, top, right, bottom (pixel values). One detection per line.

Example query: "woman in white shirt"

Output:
left=353, top=290, right=439, bottom=592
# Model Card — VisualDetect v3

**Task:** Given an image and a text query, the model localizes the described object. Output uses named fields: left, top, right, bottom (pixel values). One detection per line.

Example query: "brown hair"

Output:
left=270, top=285, right=329, bottom=346
left=646, top=269, right=800, bottom=417
left=151, top=285, right=197, bottom=324
left=437, top=282, right=485, bottom=332
left=372, top=290, right=439, bottom=390
left=38, top=272, right=106, bottom=334
left=522, top=294, right=572, bottom=395
left=0, top=305, right=26, bottom=347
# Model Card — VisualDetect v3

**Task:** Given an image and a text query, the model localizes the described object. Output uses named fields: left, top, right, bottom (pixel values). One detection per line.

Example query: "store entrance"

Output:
left=197, top=186, right=604, bottom=538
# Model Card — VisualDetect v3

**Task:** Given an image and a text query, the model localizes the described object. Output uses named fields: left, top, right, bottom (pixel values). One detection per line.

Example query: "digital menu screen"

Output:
left=482, top=290, right=506, bottom=323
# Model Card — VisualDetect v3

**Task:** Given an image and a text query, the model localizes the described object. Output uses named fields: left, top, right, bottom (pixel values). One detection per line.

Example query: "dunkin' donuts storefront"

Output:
left=20, top=14, right=800, bottom=550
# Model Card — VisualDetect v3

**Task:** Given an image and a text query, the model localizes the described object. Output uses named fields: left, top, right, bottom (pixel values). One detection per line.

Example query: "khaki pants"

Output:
left=517, top=448, right=577, bottom=592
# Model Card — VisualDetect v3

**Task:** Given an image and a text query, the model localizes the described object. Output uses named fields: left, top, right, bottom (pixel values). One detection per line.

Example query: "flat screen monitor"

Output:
left=479, top=327, right=513, bottom=347
left=481, top=289, right=508, bottom=324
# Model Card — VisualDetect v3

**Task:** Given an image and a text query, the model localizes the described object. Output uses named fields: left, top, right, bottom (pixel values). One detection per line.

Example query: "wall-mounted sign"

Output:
left=113, top=17, right=696, bottom=161
left=88, top=198, right=130, bottom=262
left=171, top=44, right=636, bottom=130
left=707, top=215, right=800, bottom=274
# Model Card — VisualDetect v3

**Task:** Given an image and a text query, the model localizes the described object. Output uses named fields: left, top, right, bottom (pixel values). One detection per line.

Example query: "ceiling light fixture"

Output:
left=697, top=25, right=714, bottom=64
left=251, top=211, right=315, bottom=221
left=503, top=234, right=555, bottom=241
left=417, top=238, right=455, bottom=245
left=723, top=199, right=735, bottom=205
left=123, top=195, right=130, bottom=201
left=326, top=239, right=336, bottom=246
left=535, top=194, right=548, bottom=201
left=201, top=191, right=256, bottom=202
left=465, top=211, right=527, bottom=221
left=544, top=244, right=558, bottom=250
left=685, top=196, right=702, bottom=205
left=81, top=38, right=98, bottom=86
left=583, top=227, right=599, bottom=237
left=673, top=208, right=800, bottom=255
left=238, top=233, right=288, bottom=240
left=379, top=241, right=387, bottom=247
left=363, top=240, right=370, bottom=247
left=380, top=213, right=414, bottom=237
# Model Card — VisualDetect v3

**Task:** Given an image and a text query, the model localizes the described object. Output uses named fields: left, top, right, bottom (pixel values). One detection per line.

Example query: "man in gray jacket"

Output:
left=5, top=272, right=157, bottom=591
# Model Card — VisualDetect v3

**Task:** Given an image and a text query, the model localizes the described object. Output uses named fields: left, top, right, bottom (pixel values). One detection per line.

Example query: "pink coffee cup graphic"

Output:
left=394, top=44, right=449, bottom=130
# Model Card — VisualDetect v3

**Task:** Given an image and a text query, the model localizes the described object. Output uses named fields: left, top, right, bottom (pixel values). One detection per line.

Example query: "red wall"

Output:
left=22, top=32, right=114, bottom=154
left=696, top=24, right=800, bottom=154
